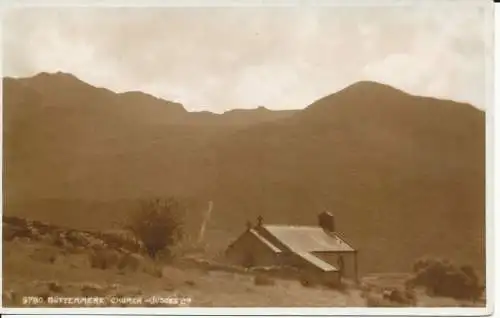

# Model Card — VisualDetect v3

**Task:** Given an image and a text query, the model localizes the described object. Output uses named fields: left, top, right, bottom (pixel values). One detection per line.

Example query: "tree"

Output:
left=126, top=197, right=184, bottom=259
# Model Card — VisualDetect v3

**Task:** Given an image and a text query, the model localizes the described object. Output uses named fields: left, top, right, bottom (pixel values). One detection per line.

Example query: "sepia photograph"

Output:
left=1, top=0, right=493, bottom=315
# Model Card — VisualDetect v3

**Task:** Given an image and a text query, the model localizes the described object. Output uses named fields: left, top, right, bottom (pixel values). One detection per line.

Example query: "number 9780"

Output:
left=22, top=296, right=44, bottom=306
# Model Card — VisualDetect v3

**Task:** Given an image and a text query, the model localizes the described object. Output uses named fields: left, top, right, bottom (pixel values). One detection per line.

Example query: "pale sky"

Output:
left=2, top=2, right=492, bottom=113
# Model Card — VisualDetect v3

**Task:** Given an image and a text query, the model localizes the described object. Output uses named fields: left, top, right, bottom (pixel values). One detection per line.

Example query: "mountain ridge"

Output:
left=5, top=71, right=484, bottom=115
left=2, top=71, right=485, bottom=276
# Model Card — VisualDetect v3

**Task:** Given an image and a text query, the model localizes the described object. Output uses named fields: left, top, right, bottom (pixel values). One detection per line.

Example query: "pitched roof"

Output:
left=249, top=228, right=282, bottom=253
left=261, top=225, right=355, bottom=253
left=295, top=251, right=338, bottom=272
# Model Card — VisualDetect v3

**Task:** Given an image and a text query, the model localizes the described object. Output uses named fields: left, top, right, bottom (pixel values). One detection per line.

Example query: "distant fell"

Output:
left=211, top=79, right=485, bottom=275
left=2, top=72, right=485, bottom=276
left=2, top=72, right=296, bottom=200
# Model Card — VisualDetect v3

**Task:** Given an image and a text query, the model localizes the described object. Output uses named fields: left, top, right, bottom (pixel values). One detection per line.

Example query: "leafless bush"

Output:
left=125, top=197, right=185, bottom=259
left=406, top=258, right=483, bottom=301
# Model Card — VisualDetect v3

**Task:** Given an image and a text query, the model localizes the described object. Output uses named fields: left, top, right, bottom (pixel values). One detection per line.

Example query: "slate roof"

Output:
left=295, top=251, right=338, bottom=272
left=249, top=228, right=282, bottom=253
left=262, top=225, right=355, bottom=253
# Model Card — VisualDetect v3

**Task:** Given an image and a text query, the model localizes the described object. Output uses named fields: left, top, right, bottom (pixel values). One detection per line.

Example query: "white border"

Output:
left=0, top=0, right=494, bottom=8
left=0, top=307, right=495, bottom=316
left=487, top=2, right=497, bottom=317
left=0, top=0, right=495, bottom=316
left=0, top=0, right=4, bottom=312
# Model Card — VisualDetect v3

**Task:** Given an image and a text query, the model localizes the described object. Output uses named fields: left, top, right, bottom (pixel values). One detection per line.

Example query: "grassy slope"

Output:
left=3, top=240, right=368, bottom=307
left=4, top=238, right=484, bottom=308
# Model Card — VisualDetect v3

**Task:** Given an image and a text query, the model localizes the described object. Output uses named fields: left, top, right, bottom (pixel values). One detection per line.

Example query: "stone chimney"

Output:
left=318, top=210, right=335, bottom=232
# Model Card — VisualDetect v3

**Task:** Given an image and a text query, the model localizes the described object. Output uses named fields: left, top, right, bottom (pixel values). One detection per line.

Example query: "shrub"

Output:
left=406, top=258, right=483, bottom=301
left=126, top=197, right=185, bottom=259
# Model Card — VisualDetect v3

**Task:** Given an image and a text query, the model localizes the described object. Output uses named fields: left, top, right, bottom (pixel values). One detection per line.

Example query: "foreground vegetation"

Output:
left=2, top=207, right=486, bottom=308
